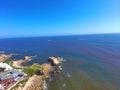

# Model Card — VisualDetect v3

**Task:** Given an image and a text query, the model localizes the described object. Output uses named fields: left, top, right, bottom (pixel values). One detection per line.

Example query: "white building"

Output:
left=0, top=62, right=13, bottom=71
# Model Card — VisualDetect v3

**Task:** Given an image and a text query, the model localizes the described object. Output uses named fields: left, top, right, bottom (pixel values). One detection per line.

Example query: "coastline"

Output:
left=0, top=53, right=61, bottom=90
left=12, top=56, right=34, bottom=68
left=0, top=53, right=12, bottom=62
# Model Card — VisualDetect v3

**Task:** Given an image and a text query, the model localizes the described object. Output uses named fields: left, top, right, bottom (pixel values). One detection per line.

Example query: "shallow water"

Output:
left=0, top=34, right=120, bottom=90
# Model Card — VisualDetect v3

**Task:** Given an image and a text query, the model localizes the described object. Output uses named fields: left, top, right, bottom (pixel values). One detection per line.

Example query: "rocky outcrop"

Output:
left=48, top=57, right=61, bottom=66
left=14, top=63, right=52, bottom=90
left=22, top=75, right=43, bottom=90
left=12, top=56, right=33, bottom=68
left=0, top=54, right=12, bottom=62
left=41, top=63, right=53, bottom=78
left=11, top=57, right=61, bottom=90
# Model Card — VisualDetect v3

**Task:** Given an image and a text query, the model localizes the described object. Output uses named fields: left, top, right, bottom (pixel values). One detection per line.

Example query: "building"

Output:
left=0, top=62, right=13, bottom=71
left=0, top=69, right=25, bottom=90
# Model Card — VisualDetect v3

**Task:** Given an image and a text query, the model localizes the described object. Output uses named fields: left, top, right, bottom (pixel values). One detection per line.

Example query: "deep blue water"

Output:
left=0, top=34, right=120, bottom=90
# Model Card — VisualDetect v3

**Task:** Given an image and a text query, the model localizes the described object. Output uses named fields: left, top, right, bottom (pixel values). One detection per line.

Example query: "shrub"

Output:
left=23, top=65, right=42, bottom=77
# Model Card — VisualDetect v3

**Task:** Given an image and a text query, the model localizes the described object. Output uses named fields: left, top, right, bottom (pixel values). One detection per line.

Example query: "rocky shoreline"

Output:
left=12, top=56, right=35, bottom=68
left=0, top=53, right=62, bottom=90
left=0, top=53, right=12, bottom=62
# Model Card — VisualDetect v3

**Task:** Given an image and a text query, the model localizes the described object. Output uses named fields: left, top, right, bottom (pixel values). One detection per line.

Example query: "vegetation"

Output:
left=4, top=60, right=13, bottom=66
left=4, top=60, right=21, bottom=69
left=23, top=64, right=43, bottom=77
left=3, top=61, right=43, bottom=89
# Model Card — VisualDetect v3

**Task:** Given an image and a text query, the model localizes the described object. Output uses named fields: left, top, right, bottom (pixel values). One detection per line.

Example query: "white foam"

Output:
left=49, top=76, right=53, bottom=82
left=58, top=66, right=62, bottom=70
left=62, top=83, right=66, bottom=88
left=57, top=57, right=66, bottom=62
left=66, top=73, right=71, bottom=78
left=43, top=81, right=48, bottom=90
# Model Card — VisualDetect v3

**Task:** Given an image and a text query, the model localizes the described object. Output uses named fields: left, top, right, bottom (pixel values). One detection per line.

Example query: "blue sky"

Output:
left=0, top=0, right=120, bottom=38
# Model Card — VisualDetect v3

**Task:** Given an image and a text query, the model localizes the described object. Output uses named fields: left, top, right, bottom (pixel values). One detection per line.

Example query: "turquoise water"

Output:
left=0, top=34, right=120, bottom=90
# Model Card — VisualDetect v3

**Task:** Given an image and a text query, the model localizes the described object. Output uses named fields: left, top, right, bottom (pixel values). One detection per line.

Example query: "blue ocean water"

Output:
left=0, top=34, right=120, bottom=90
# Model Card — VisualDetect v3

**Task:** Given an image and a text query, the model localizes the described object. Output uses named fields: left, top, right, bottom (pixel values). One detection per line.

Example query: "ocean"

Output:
left=0, top=34, right=120, bottom=90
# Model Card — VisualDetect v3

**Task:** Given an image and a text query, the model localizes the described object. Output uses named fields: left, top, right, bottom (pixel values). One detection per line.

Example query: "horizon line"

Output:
left=0, top=32, right=120, bottom=39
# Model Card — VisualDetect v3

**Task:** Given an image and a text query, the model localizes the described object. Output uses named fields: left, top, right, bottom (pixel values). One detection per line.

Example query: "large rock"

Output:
left=0, top=54, right=11, bottom=62
left=12, top=56, right=33, bottom=68
left=22, top=75, right=43, bottom=90
left=41, top=63, right=52, bottom=78
left=16, top=63, right=52, bottom=90
left=48, top=57, right=61, bottom=66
